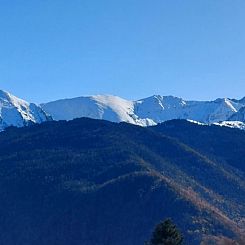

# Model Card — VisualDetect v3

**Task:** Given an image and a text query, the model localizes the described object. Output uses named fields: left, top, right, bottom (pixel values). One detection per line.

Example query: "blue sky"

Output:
left=0, top=0, right=244, bottom=103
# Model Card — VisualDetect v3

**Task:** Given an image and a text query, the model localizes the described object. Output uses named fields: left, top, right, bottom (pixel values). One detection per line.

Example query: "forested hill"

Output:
left=152, top=119, right=245, bottom=173
left=0, top=118, right=244, bottom=245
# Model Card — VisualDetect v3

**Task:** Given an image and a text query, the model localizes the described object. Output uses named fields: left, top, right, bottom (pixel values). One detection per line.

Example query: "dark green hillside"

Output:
left=0, top=118, right=244, bottom=245
left=152, top=120, right=245, bottom=173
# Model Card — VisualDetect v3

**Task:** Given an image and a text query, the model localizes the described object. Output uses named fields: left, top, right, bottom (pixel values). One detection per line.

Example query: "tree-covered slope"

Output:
left=0, top=118, right=244, bottom=245
left=152, top=119, right=245, bottom=173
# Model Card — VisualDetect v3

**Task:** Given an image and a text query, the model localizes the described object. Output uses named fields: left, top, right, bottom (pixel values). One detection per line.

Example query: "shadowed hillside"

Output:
left=0, top=118, right=244, bottom=244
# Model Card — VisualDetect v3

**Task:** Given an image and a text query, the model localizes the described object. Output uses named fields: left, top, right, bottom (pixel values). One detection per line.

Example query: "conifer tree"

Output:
left=147, top=219, right=183, bottom=245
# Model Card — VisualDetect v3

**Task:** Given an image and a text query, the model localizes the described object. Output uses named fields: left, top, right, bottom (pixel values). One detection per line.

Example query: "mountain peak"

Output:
left=0, top=89, right=50, bottom=131
left=1, top=89, right=245, bottom=130
left=0, top=89, right=11, bottom=100
left=41, top=93, right=245, bottom=126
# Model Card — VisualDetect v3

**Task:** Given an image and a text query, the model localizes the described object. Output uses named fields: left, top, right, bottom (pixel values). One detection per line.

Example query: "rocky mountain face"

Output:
left=0, top=118, right=244, bottom=245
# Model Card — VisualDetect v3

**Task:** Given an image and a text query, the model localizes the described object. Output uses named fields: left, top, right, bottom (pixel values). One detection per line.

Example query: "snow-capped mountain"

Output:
left=0, top=90, right=50, bottom=131
left=1, top=89, right=245, bottom=131
left=41, top=95, right=155, bottom=126
left=134, top=95, right=244, bottom=123
left=42, top=94, right=245, bottom=126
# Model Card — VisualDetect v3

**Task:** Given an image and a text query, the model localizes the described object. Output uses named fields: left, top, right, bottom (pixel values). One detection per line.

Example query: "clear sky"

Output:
left=0, top=0, right=245, bottom=103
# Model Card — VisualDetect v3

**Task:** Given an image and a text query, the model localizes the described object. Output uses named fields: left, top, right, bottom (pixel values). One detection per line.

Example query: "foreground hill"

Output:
left=0, top=118, right=244, bottom=244
left=152, top=120, right=245, bottom=173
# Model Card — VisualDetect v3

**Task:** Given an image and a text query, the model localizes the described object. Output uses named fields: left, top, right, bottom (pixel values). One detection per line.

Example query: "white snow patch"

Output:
left=0, top=90, right=49, bottom=131
left=213, top=121, right=245, bottom=130
left=41, top=94, right=245, bottom=127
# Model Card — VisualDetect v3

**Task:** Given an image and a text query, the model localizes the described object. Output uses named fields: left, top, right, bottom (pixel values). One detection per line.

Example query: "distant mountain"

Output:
left=41, top=95, right=155, bottom=126
left=228, top=106, right=245, bottom=122
left=0, top=90, right=50, bottom=131
left=0, top=118, right=244, bottom=245
left=42, top=94, right=245, bottom=126
left=1, top=89, right=245, bottom=130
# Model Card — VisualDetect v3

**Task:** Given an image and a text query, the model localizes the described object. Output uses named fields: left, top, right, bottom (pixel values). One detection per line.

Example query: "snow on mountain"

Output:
left=1, top=89, right=245, bottom=131
left=134, top=95, right=244, bottom=124
left=0, top=90, right=50, bottom=131
left=42, top=94, right=245, bottom=126
left=213, top=121, right=245, bottom=130
left=186, top=119, right=245, bottom=131
left=228, top=106, right=245, bottom=122
left=41, top=95, right=156, bottom=126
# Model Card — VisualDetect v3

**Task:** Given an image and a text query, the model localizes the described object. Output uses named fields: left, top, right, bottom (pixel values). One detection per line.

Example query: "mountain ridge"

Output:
left=40, top=93, right=245, bottom=126
left=1, top=89, right=245, bottom=130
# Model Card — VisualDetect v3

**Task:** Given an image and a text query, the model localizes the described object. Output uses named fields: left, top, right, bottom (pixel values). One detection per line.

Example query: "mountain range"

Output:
left=1, top=89, right=245, bottom=244
left=1, top=89, right=245, bottom=130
